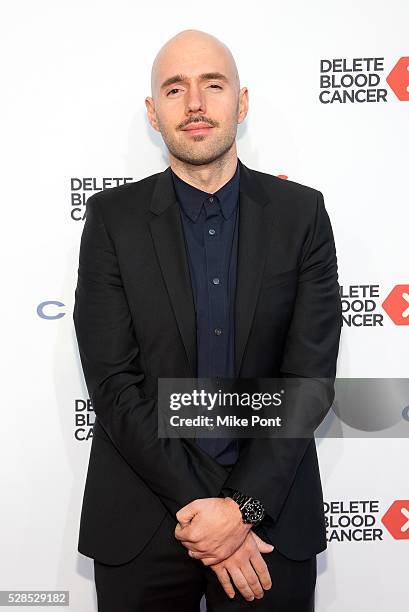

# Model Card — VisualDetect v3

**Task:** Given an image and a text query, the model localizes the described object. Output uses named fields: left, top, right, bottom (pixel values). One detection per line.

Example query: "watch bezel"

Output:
left=231, top=490, right=266, bottom=525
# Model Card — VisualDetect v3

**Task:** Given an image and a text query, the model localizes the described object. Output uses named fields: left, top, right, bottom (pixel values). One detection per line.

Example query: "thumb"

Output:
left=176, top=502, right=198, bottom=527
left=251, top=532, right=274, bottom=553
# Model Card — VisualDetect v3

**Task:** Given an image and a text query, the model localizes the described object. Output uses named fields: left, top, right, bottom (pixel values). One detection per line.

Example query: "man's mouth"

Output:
left=181, top=123, right=214, bottom=136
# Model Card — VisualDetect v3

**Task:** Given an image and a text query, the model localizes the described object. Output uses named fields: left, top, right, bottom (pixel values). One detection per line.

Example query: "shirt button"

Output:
left=214, top=328, right=222, bottom=335
left=209, top=197, right=214, bottom=203
left=208, top=228, right=216, bottom=235
left=212, top=277, right=220, bottom=285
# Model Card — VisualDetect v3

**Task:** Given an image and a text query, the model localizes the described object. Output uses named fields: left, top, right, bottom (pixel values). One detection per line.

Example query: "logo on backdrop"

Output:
left=70, top=177, right=134, bottom=221
left=340, top=283, right=409, bottom=326
left=382, top=285, right=409, bottom=325
left=325, top=500, right=383, bottom=542
left=325, top=499, right=409, bottom=542
left=74, top=398, right=95, bottom=441
left=381, top=500, right=409, bottom=540
left=37, top=301, right=65, bottom=320
left=340, top=284, right=383, bottom=327
left=386, top=58, right=409, bottom=101
left=319, top=56, right=409, bottom=104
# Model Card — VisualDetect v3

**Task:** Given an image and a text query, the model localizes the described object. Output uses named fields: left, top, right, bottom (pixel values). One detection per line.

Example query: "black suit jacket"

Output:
left=73, top=158, right=342, bottom=565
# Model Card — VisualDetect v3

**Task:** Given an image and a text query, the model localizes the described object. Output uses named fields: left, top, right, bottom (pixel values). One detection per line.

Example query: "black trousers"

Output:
left=93, top=512, right=316, bottom=611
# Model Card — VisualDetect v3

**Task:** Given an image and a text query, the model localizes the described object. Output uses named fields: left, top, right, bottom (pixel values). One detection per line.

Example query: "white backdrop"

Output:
left=1, top=1, right=408, bottom=610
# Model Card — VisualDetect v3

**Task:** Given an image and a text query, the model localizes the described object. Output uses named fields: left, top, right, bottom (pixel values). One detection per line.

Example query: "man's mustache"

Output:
left=178, top=117, right=219, bottom=130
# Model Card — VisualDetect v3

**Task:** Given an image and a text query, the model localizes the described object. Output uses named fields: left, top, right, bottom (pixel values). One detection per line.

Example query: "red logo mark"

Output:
left=382, top=285, right=409, bottom=325
left=386, top=57, right=409, bottom=101
left=381, top=500, right=409, bottom=540
left=276, top=174, right=288, bottom=180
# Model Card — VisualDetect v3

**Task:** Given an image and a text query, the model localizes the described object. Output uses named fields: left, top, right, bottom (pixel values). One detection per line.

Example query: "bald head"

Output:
left=150, top=29, right=240, bottom=99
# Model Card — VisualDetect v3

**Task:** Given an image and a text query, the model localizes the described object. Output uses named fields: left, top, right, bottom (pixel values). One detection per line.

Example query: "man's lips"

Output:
left=181, top=123, right=214, bottom=135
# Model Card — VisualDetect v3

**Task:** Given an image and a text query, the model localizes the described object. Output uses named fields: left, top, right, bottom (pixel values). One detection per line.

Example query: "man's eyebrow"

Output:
left=160, top=72, right=229, bottom=90
left=199, top=72, right=229, bottom=82
left=160, top=74, right=187, bottom=90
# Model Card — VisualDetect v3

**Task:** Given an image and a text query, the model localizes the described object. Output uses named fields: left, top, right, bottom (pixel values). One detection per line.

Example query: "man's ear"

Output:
left=145, top=96, right=160, bottom=132
left=237, top=87, right=249, bottom=124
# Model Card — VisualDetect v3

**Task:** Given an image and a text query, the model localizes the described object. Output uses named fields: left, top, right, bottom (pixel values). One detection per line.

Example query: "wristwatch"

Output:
left=226, top=489, right=266, bottom=526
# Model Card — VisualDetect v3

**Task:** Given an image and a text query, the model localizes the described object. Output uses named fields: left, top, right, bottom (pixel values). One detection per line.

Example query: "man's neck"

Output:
left=169, top=147, right=238, bottom=194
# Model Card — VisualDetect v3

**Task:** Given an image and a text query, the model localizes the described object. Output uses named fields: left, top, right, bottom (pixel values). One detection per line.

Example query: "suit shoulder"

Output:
left=248, top=166, right=322, bottom=201
left=85, top=170, right=163, bottom=214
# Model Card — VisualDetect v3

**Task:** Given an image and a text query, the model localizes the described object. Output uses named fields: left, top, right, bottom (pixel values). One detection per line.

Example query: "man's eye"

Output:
left=167, top=88, right=181, bottom=96
left=209, top=84, right=222, bottom=89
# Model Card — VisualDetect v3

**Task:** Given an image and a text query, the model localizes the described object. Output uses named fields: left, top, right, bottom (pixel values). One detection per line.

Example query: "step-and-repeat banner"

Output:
left=2, top=1, right=408, bottom=610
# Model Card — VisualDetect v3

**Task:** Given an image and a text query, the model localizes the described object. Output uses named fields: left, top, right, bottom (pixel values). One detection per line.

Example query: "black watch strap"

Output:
left=231, top=490, right=251, bottom=508
left=227, top=489, right=266, bottom=526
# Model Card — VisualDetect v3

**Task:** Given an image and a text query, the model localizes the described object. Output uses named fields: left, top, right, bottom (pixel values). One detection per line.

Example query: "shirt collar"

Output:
left=171, top=160, right=240, bottom=222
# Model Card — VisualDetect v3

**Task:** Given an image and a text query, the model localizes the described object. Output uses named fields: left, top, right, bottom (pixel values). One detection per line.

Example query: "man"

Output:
left=73, top=29, right=342, bottom=611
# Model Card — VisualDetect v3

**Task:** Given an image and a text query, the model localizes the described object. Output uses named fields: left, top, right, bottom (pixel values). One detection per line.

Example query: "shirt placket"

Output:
left=203, top=195, right=227, bottom=378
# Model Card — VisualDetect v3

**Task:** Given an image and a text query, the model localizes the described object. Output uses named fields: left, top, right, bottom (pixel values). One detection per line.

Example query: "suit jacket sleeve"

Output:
left=73, top=194, right=228, bottom=518
left=219, top=190, right=343, bottom=522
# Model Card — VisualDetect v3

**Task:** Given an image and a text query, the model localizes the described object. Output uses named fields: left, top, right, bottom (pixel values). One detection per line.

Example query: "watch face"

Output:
left=243, top=499, right=265, bottom=524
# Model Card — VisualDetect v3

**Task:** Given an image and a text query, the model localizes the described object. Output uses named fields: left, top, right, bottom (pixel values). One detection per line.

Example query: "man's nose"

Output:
left=185, top=84, right=206, bottom=114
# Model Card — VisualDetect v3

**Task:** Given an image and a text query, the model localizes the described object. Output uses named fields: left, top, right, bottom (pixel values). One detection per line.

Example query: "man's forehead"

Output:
left=151, top=36, right=236, bottom=91
left=154, top=58, right=230, bottom=82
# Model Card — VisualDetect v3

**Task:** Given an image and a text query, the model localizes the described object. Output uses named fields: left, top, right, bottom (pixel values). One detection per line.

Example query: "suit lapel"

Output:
left=149, top=168, right=198, bottom=376
left=234, top=164, right=274, bottom=375
left=149, top=159, right=274, bottom=378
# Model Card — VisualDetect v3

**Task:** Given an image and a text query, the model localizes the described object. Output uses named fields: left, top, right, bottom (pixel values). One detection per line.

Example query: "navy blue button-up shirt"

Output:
left=171, top=161, right=241, bottom=466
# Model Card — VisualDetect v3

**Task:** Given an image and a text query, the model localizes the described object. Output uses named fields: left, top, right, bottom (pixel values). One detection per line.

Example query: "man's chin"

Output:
left=168, top=145, right=233, bottom=167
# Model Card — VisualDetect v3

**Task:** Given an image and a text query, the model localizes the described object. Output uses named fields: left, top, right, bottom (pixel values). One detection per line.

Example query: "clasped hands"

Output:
left=175, top=497, right=274, bottom=602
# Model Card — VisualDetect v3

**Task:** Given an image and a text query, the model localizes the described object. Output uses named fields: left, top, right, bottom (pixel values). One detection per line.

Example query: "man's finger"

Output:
left=251, top=531, right=275, bottom=553
left=174, top=523, right=195, bottom=540
left=199, top=556, right=220, bottom=566
left=228, top=566, right=256, bottom=602
left=240, top=561, right=264, bottom=599
left=213, top=566, right=235, bottom=599
left=187, top=547, right=209, bottom=558
left=175, top=501, right=198, bottom=525
left=174, top=530, right=204, bottom=545
left=250, top=552, right=273, bottom=590
left=186, top=547, right=224, bottom=562
left=178, top=539, right=195, bottom=549
left=176, top=520, right=190, bottom=529
left=180, top=541, right=234, bottom=565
